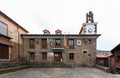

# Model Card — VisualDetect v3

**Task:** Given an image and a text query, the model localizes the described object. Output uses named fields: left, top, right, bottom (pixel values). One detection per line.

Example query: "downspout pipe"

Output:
left=17, top=27, right=20, bottom=61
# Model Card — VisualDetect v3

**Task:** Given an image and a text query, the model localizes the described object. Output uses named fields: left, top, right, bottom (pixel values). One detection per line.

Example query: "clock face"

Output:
left=88, top=28, right=93, bottom=33
left=85, top=25, right=95, bottom=34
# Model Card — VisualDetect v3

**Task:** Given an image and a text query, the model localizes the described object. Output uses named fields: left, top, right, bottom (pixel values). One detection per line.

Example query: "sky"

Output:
left=0, top=0, right=120, bottom=51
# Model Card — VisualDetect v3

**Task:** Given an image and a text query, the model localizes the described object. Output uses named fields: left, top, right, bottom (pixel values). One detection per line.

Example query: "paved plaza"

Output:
left=0, top=67, right=120, bottom=78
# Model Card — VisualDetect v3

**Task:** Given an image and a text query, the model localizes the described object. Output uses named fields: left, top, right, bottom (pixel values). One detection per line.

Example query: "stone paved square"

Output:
left=0, top=67, right=120, bottom=78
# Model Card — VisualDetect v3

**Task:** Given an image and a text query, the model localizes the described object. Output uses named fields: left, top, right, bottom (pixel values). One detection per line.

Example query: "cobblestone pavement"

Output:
left=0, top=67, right=120, bottom=78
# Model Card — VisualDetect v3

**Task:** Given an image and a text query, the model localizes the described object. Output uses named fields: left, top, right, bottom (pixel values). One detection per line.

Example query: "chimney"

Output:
left=55, top=29, right=62, bottom=35
left=43, top=29, right=50, bottom=35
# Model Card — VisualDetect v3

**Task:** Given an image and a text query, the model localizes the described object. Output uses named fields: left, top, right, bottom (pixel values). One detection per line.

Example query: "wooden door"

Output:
left=0, top=44, right=9, bottom=59
left=54, top=52, right=62, bottom=62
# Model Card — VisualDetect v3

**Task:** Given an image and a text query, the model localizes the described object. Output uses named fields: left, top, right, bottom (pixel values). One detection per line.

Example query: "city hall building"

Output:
left=22, top=11, right=100, bottom=67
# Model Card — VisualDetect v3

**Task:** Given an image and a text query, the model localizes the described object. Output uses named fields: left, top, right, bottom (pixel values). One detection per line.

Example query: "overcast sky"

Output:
left=0, top=0, right=120, bottom=51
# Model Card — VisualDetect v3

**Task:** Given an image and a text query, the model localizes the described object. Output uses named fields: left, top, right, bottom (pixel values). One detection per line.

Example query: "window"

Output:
left=42, top=39, right=47, bottom=49
left=68, top=39, right=74, bottom=49
left=0, top=21, right=8, bottom=36
left=29, top=39, right=35, bottom=49
left=83, top=51, right=87, bottom=53
left=42, top=52, right=47, bottom=60
left=55, top=39, right=61, bottom=47
left=69, top=53, right=74, bottom=60
left=29, top=53, right=35, bottom=60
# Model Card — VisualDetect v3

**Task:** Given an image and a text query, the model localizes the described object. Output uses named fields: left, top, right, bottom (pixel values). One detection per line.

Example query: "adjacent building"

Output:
left=0, top=11, right=28, bottom=62
left=109, top=44, right=120, bottom=70
left=22, top=11, right=100, bottom=67
left=96, top=50, right=112, bottom=67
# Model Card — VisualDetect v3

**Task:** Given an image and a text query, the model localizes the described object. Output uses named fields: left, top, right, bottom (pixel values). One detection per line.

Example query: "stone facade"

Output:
left=22, top=34, right=100, bottom=67
left=0, top=11, right=28, bottom=61
left=109, top=44, right=120, bottom=70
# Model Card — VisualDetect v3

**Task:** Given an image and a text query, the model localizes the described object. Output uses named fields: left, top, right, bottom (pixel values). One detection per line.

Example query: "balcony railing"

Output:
left=51, top=45, right=64, bottom=52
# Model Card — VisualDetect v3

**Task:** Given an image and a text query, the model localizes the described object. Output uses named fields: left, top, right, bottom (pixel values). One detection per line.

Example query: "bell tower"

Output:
left=79, top=11, right=97, bottom=34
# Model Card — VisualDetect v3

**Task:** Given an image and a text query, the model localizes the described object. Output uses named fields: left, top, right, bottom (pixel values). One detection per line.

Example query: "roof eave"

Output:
left=0, top=11, right=29, bottom=33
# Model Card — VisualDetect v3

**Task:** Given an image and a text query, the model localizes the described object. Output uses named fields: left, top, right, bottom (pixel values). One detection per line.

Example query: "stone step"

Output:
left=30, top=62, right=73, bottom=68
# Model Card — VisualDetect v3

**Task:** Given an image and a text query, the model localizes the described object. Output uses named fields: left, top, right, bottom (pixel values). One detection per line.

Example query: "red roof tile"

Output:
left=96, top=52, right=112, bottom=58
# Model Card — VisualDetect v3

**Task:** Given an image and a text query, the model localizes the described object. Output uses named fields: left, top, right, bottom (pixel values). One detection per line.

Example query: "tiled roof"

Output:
left=96, top=51, right=112, bottom=58
left=111, top=43, right=120, bottom=52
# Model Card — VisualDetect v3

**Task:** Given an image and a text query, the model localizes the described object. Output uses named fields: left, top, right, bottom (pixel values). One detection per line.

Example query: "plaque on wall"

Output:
left=77, top=40, right=81, bottom=45
left=48, top=52, right=54, bottom=57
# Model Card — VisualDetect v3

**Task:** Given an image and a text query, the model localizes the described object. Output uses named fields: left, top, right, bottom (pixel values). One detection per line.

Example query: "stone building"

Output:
left=96, top=50, right=112, bottom=67
left=0, top=11, right=28, bottom=62
left=109, top=43, right=120, bottom=70
left=22, top=11, right=100, bottom=67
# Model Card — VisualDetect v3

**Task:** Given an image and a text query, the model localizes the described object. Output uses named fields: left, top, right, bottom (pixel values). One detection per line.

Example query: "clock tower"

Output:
left=79, top=11, right=97, bottom=34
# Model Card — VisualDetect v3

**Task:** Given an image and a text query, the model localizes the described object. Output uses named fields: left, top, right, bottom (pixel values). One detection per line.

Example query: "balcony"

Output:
left=51, top=45, right=64, bottom=52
